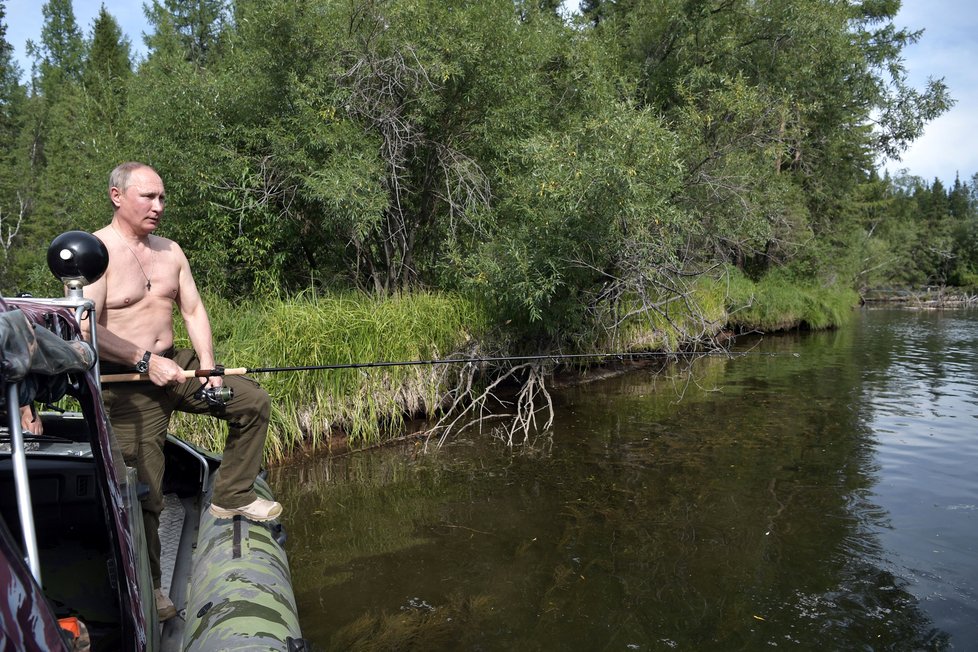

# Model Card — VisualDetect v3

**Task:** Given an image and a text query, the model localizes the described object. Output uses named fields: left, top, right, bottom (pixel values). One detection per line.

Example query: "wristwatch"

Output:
left=135, top=350, right=152, bottom=373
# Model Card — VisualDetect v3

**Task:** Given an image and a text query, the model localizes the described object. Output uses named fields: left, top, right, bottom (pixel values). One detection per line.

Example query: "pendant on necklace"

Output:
left=146, top=280, right=152, bottom=291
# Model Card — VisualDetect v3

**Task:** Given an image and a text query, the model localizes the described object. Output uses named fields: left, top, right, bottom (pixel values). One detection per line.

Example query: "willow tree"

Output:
left=127, top=0, right=603, bottom=299
left=585, top=0, right=951, bottom=281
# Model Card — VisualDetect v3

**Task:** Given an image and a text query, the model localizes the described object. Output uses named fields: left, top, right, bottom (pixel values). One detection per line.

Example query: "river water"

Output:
left=271, top=308, right=978, bottom=651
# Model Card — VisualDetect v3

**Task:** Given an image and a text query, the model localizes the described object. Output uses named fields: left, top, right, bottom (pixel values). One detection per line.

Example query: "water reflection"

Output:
left=273, top=309, right=978, bottom=651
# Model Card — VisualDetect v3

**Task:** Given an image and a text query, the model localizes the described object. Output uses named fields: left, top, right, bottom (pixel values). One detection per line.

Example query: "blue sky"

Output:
left=880, top=1, right=978, bottom=186
left=5, top=0, right=976, bottom=186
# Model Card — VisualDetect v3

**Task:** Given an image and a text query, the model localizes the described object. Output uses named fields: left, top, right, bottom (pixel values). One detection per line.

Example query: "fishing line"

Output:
left=100, top=349, right=796, bottom=383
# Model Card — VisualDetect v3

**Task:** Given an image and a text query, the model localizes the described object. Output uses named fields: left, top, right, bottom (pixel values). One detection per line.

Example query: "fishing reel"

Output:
left=193, top=385, right=234, bottom=407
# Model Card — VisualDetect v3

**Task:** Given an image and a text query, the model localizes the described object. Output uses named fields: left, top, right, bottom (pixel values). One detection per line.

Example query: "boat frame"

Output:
left=0, top=239, right=305, bottom=651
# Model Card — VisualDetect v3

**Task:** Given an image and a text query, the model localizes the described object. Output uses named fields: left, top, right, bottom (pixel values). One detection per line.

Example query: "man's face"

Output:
left=111, top=167, right=166, bottom=235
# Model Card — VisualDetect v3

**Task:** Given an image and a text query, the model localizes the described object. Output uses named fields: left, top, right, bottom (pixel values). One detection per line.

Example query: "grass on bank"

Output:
left=609, top=269, right=857, bottom=350
left=170, top=272, right=858, bottom=462
left=723, top=269, right=859, bottom=332
left=171, top=291, right=486, bottom=461
left=611, top=275, right=729, bottom=352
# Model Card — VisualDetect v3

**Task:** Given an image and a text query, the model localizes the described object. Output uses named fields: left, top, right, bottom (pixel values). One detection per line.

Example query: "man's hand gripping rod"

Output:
left=101, top=365, right=250, bottom=384
left=99, top=365, right=238, bottom=405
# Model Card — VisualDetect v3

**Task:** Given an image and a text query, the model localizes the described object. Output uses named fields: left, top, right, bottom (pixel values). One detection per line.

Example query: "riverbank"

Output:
left=861, top=286, right=978, bottom=308
left=172, top=274, right=860, bottom=462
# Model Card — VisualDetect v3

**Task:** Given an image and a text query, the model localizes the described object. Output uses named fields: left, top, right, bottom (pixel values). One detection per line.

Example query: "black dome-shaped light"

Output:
left=47, top=231, right=109, bottom=287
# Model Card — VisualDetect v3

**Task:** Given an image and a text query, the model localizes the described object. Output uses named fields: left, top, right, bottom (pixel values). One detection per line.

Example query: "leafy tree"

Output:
left=137, top=0, right=609, bottom=300
left=587, top=0, right=951, bottom=284
left=461, top=101, right=685, bottom=342
left=867, top=173, right=929, bottom=287
left=1, top=0, right=966, bottom=337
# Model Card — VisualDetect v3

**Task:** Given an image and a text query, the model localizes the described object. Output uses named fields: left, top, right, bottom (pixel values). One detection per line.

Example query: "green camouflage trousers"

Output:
left=101, top=348, right=270, bottom=588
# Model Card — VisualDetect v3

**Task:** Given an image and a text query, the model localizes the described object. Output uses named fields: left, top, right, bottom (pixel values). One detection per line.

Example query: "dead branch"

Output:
left=209, top=153, right=299, bottom=234
left=422, top=362, right=555, bottom=449
left=0, top=193, right=30, bottom=262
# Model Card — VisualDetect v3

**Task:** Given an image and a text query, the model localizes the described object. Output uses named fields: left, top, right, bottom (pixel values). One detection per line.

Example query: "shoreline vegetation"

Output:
left=8, top=2, right=977, bottom=467
left=173, top=274, right=862, bottom=463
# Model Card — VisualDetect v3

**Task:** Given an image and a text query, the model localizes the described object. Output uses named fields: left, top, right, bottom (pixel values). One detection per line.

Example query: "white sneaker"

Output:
left=155, top=588, right=177, bottom=621
left=209, top=497, right=283, bottom=522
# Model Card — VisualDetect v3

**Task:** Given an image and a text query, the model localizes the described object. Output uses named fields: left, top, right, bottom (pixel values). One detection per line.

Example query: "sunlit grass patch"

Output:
left=612, top=275, right=730, bottom=352
left=172, top=290, right=486, bottom=462
left=725, top=269, right=859, bottom=332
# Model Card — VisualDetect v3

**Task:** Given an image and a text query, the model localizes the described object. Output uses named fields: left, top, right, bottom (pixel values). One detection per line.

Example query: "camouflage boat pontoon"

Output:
left=0, top=233, right=307, bottom=651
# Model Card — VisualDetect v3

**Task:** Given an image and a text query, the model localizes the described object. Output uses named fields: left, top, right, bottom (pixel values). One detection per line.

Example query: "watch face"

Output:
left=137, top=351, right=151, bottom=372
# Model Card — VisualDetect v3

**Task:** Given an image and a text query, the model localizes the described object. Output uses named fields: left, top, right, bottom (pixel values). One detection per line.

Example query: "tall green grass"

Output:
left=608, top=269, right=858, bottom=352
left=171, top=291, right=486, bottom=461
left=724, top=269, right=859, bottom=332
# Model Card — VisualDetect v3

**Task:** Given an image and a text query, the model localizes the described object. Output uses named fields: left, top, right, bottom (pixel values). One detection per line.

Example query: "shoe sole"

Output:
left=208, top=504, right=283, bottom=522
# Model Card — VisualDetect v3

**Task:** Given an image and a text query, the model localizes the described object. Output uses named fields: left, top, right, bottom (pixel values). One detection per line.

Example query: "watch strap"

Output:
left=136, top=350, right=152, bottom=372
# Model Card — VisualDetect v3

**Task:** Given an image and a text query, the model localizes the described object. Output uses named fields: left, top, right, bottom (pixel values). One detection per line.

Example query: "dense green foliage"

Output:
left=0, top=0, right=962, bottom=350
left=864, top=172, right=978, bottom=288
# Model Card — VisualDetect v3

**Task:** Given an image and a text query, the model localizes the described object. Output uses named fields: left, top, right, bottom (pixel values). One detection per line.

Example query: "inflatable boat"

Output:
left=0, top=232, right=306, bottom=651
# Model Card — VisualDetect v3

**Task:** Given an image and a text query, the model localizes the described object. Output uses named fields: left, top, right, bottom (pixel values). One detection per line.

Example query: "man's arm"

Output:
left=174, top=245, right=219, bottom=387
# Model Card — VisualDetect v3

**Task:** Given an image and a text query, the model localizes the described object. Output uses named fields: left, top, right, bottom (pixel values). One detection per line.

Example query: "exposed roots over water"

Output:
left=422, top=362, right=554, bottom=449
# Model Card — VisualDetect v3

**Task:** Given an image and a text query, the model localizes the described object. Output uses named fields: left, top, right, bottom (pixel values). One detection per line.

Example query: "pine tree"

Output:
left=0, top=1, right=19, bottom=107
left=0, top=0, right=28, bottom=287
left=84, top=7, right=132, bottom=106
left=85, top=8, right=131, bottom=82
left=925, top=178, right=950, bottom=223
left=0, top=1, right=23, bottom=143
left=145, top=0, right=229, bottom=67
left=948, top=173, right=972, bottom=221
left=27, top=0, right=85, bottom=96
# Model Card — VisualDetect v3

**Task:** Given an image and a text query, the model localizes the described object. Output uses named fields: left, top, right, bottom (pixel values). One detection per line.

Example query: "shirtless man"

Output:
left=85, top=162, right=281, bottom=621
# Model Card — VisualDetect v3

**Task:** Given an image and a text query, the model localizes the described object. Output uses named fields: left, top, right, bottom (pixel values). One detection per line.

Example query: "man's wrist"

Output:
left=135, top=350, right=152, bottom=373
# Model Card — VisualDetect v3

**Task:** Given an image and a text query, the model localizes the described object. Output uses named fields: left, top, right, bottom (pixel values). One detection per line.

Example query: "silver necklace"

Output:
left=110, top=225, right=154, bottom=291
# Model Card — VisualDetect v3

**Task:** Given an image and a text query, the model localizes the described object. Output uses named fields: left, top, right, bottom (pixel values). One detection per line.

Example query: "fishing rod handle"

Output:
left=100, top=367, right=249, bottom=383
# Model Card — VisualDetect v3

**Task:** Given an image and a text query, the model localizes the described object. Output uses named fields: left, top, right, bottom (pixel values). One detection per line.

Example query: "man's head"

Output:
left=109, top=162, right=165, bottom=236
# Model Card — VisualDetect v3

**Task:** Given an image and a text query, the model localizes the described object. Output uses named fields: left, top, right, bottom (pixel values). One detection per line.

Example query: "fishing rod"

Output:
left=99, top=349, right=793, bottom=384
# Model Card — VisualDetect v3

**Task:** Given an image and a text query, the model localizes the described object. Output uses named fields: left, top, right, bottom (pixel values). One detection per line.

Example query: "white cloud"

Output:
left=889, top=107, right=978, bottom=184
left=882, top=0, right=978, bottom=185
